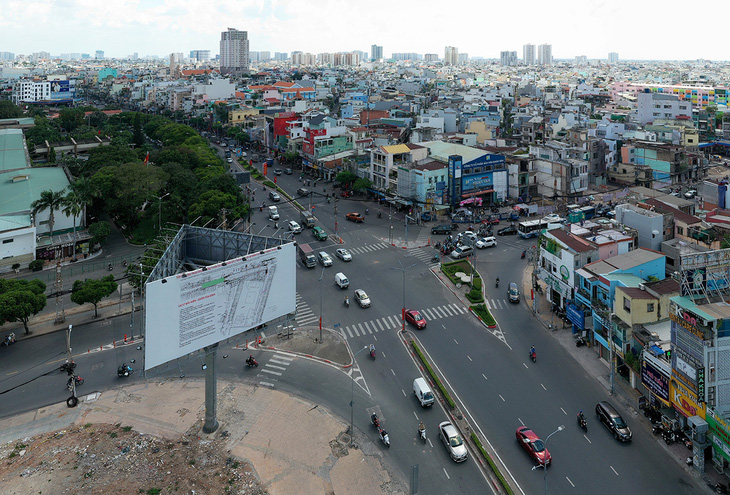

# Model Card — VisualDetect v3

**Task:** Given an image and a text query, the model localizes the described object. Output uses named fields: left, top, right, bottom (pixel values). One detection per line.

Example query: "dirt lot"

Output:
left=0, top=421, right=267, bottom=495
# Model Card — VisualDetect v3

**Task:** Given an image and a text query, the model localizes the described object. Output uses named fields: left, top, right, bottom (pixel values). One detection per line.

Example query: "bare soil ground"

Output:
left=0, top=422, right=268, bottom=495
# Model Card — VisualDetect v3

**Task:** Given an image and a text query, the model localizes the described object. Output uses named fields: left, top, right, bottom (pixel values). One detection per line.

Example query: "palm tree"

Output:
left=62, top=190, right=83, bottom=260
left=67, top=177, right=97, bottom=227
left=31, top=189, right=66, bottom=238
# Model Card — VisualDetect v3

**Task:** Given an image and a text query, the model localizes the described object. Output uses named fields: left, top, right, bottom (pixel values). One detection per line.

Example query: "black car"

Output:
left=595, top=401, right=632, bottom=441
left=497, top=226, right=517, bottom=236
left=296, top=187, right=309, bottom=196
left=431, top=224, right=453, bottom=235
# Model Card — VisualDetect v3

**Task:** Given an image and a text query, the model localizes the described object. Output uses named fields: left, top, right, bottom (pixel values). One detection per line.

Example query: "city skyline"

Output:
left=0, top=0, right=727, bottom=62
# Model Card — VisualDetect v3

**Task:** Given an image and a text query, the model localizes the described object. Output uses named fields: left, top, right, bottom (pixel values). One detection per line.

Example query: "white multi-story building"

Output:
left=608, top=52, right=619, bottom=64
left=636, top=92, right=692, bottom=125
left=189, top=50, right=210, bottom=62
left=500, top=51, right=517, bottom=66
left=371, top=45, right=383, bottom=61
left=538, top=44, right=552, bottom=65
left=12, top=80, right=50, bottom=104
left=220, top=27, right=249, bottom=74
left=523, top=44, right=535, bottom=65
left=444, top=46, right=458, bottom=65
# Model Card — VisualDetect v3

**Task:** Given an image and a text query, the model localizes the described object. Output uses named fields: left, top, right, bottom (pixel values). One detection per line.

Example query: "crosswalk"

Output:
left=340, top=303, right=468, bottom=339
left=484, top=298, right=512, bottom=311
left=409, top=247, right=441, bottom=267
left=346, top=242, right=389, bottom=256
left=294, top=293, right=318, bottom=326
left=256, top=352, right=294, bottom=388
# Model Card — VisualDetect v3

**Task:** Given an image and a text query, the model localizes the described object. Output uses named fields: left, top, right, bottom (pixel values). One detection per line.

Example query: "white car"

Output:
left=317, top=252, right=333, bottom=267
left=458, top=231, right=477, bottom=242
left=543, top=214, right=564, bottom=224
left=354, top=289, right=371, bottom=308
left=288, top=220, right=302, bottom=233
left=475, top=236, right=497, bottom=249
left=336, top=248, right=352, bottom=261
left=439, top=421, right=468, bottom=462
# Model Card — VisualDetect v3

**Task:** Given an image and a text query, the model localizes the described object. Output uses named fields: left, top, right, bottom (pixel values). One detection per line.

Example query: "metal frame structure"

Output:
left=678, top=248, right=730, bottom=304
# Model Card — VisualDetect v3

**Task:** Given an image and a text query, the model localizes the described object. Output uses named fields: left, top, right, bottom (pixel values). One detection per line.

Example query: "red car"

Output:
left=346, top=212, right=364, bottom=222
left=340, top=190, right=352, bottom=198
left=405, top=310, right=427, bottom=329
left=516, top=426, right=551, bottom=466
left=483, top=217, right=500, bottom=225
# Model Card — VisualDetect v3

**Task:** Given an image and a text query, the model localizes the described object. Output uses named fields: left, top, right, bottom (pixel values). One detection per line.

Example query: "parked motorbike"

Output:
left=663, top=429, right=677, bottom=445
left=245, top=356, right=258, bottom=368
left=1, top=332, right=16, bottom=347
left=577, top=412, right=587, bottom=432
left=67, top=375, right=84, bottom=391
left=418, top=422, right=426, bottom=443
left=652, top=423, right=664, bottom=436
left=117, top=364, right=133, bottom=378
left=379, top=428, right=390, bottom=447
left=575, top=336, right=586, bottom=347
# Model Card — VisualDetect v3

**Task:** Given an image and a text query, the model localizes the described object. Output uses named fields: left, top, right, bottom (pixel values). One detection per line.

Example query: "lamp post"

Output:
left=157, top=192, right=170, bottom=231
left=391, top=260, right=418, bottom=332
left=533, top=424, right=564, bottom=495
left=350, top=345, right=369, bottom=447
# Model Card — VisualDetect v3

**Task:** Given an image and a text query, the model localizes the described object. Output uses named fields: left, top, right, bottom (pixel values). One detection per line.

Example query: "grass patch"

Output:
left=410, top=341, right=455, bottom=409
left=470, top=432, right=514, bottom=495
left=471, top=303, right=496, bottom=326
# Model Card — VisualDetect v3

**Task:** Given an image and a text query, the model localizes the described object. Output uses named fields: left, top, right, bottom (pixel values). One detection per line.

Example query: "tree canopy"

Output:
left=0, top=279, right=47, bottom=334
left=70, top=275, right=118, bottom=318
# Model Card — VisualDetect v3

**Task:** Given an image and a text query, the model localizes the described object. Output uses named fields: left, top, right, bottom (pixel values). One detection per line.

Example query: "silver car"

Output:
left=439, top=421, right=468, bottom=462
left=336, top=248, right=352, bottom=261
left=317, top=252, right=333, bottom=267
left=354, top=289, right=371, bottom=308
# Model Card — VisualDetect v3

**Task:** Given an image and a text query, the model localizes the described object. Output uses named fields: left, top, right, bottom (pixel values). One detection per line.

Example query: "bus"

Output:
left=518, top=219, right=550, bottom=238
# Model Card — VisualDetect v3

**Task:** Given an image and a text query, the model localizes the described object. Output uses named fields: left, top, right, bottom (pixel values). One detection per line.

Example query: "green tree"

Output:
left=0, top=100, right=23, bottom=118
left=58, top=108, right=85, bottom=132
left=31, top=189, right=67, bottom=237
left=133, top=112, right=144, bottom=148
left=187, top=190, right=238, bottom=226
left=335, top=171, right=357, bottom=186
left=62, top=190, right=84, bottom=259
left=88, top=221, right=111, bottom=247
left=91, top=163, right=167, bottom=227
left=48, top=146, right=57, bottom=163
left=353, top=177, right=372, bottom=192
left=0, top=279, right=47, bottom=334
left=70, top=275, right=118, bottom=318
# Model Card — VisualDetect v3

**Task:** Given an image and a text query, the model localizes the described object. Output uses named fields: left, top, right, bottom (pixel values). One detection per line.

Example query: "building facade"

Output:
left=523, top=44, right=535, bottom=65
left=220, top=28, right=249, bottom=74
left=537, top=44, right=552, bottom=65
left=444, top=46, right=458, bottom=65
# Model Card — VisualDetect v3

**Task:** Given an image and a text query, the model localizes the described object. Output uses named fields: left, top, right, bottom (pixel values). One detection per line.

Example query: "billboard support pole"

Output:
left=202, top=343, right=220, bottom=434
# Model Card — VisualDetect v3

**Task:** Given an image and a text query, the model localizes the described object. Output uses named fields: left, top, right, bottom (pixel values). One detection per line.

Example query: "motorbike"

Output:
left=370, top=344, right=376, bottom=359
left=117, top=364, right=134, bottom=378
left=577, top=413, right=587, bottom=431
left=418, top=423, right=426, bottom=443
left=652, top=423, right=664, bottom=436
left=1, top=332, right=16, bottom=347
left=245, top=356, right=259, bottom=368
left=521, top=250, right=526, bottom=259
left=496, top=278, right=500, bottom=288
left=663, top=429, right=677, bottom=445
left=108, top=263, right=113, bottom=271
left=67, top=375, right=84, bottom=391
left=575, top=336, right=586, bottom=347
left=122, top=259, right=128, bottom=267
left=344, top=297, right=350, bottom=308
left=529, top=349, right=537, bottom=363
left=431, top=255, right=440, bottom=263
left=379, top=428, right=390, bottom=447
left=377, top=211, right=382, bottom=218
left=371, top=413, right=380, bottom=429
left=365, top=208, right=369, bottom=215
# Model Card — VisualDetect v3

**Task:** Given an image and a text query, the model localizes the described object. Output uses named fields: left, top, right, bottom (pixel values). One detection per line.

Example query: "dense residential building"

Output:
left=636, top=91, right=693, bottom=125
left=424, top=53, right=438, bottom=62
left=392, top=52, right=420, bottom=61
left=444, top=46, right=458, bottom=65
left=612, top=82, right=729, bottom=110
left=523, top=44, right=535, bottom=65
left=12, top=78, right=76, bottom=105
left=219, top=27, right=249, bottom=74
left=537, top=44, right=552, bottom=65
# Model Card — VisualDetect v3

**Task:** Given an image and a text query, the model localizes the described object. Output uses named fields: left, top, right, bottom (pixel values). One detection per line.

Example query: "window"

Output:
left=647, top=303, right=655, bottom=312
left=677, top=226, right=684, bottom=235
left=623, top=297, right=631, bottom=313
left=2, top=239, right=13, bottom=244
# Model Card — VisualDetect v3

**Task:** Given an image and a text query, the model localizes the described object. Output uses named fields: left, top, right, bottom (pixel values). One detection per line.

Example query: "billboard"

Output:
left=461, top=172, right=493, bottom=192
left=51, top=80, right=72, bottom=100
left=144, top=243, right=296, bottom=369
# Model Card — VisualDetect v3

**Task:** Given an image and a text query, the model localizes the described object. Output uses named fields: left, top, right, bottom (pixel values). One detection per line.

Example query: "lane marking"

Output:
left=566, top=477, right=575, bottom=487
left=523, top=363, right=528, bottom=369
left=610, top=466, right=618, bottom=476
left=467, top=355, right=473, bottom=362
left=390, top=369, right=396, bottom=376
left=584, top=435, right=591, bottom=443
left=443, top=468, right=450, bottom=480
left=499, top=394, right=506, bottom=402
left=482, top=374, right=488, bottom=380
left=453, top=339, right=459, bottom=345
left=541, top=383, right=547, bottom=391
left=560, top=407, right=567, bottom=415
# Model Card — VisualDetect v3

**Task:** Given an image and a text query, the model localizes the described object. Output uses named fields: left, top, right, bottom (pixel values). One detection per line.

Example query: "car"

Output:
left=269, top=191, right=281, bottom=202
left=542, top=214, right=564, bottom=224
left=297, top=187, right=309, bottom=196
left=317, top=252, right=333, bottom=267
left=227, top=157, right=233, bottom=163
left=284, top=168, right=292, bottom=175
left=515, top=426, right=552, bottom=466
left=475, top=236, right=497, bottom=249
left=288, top=220, right=302, bottom=233
left=354, top=289, right=371, bottom=308
left=450, top=246, right=473, bottom=259
left=274, top=169, right=282, bottom=176
left=405, top=310, right=427, bottom=329
left=595, top=401, right=632, bottom=441
left=335, top=248, right=352, bottom=261
left=312, top=226, right=328, bottom=241
left=684, top=189, right=697, bottom=199
left=484, top=217, right=500, bottom=225
left=346, top=212, right=365, bottom=223
left=438, top=421, right=468, bottom=462
left=497, top=226, right=518, bottom=236
left=431, top=224, right=453, bottom=235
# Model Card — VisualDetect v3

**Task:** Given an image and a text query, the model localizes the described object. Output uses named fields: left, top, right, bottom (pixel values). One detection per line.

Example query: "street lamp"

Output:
left=157, top=192, right=170, bottom=231
left=391, top=260, right=418, bottom=332
left=533, top=424, right=564, bottom=495
left=349, top=345, right=369, bottom=447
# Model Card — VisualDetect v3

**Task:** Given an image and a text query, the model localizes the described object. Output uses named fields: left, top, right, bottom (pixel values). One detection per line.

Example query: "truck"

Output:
left=300, top=210, right=315, bottom=227
left=298, top=243, right=316, bottom=268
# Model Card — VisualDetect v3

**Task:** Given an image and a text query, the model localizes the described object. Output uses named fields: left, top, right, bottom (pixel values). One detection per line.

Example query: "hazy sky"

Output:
left=1, top=0, right=724, bottom=61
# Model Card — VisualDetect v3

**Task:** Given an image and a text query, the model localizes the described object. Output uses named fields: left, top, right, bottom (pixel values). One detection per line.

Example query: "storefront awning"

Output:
left=461, top=189, right=494, bottom=198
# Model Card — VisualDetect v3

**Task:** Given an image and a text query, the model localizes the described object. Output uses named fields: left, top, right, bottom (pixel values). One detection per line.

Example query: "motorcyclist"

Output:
left=246, top=355, right=255, bottom=365
left=366, top=208, right=369, bottom=215
left=530, top=345, right=536, bottom=358
left=380, top=429, right=388, bottom=439
left=578, top=410, right=585, bottom=423
left=418, top=421, right=425, bottom=433
left=496, top=277, right=500, bottom=287
left=344, top=295, right=350, bottom=306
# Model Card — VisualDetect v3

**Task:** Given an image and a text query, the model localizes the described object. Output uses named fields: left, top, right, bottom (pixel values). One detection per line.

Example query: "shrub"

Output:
left=471, top=303, right=496, bottom=326
left=28, top=260, right=44, bottom=272
left=410, top=341, right=455, bottom=409
left=470, top=433, right=514, bottom=494
left=466, top=288, right=484, bottom=303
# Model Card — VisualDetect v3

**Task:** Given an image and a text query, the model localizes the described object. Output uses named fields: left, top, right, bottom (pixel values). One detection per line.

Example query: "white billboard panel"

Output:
left=144, top=243, right=296, bottom=369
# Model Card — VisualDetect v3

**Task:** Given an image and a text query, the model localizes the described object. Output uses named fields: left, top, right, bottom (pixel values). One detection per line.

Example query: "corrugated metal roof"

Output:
left=0, top=214, right=31, bottom=231
left=0, top=129, right=26, bottom=173
left=381, top=144, right=411, bottom=154
left=0, top=168, right=70, bottom=216
left=421, top=141, right=490, bottom=164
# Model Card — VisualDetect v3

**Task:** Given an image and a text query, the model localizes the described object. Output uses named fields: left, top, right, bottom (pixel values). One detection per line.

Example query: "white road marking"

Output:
left=610, top=466, right=618, bottom=476
left=441, top=305, right=455, bottom=316
left=499, top=394, right=506, bottom=402
left=453, top=339, right=459, bottom=345
left=390, top=369, right=396, bottom=376
left=261, top=369, right=282, bottom=376
left=523, top=363, right=528, bottom=369
left=560, top=407, right=567, bottom=415
left=443, top=468, right=450, bottom=480
left=259, top=381, right=276, bottom=388
left=584, top=435, right=591, bottom=443
left=265, top=364, right=287, bottom=371
left=518, top=418, right=524, bottom=426
left=541, top=383, right=547, bottom=391
left=566, top=477, right=575, bottom=487
left=467, top=355, right=473, bottom=362
left=376, top=319, right=386, bottom=331
left=482, top=374, right=488, bottom=380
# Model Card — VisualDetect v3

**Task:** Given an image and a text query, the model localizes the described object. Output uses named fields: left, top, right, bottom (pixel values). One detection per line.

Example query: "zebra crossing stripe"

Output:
left=440, top=305, right=455, bottom=317
left=261, top=369, right=282, bottom=376
left=432, top=307, right=446, bottom=318
left=358, top=323, right=368, bottom=335
left=451, top=304, right=465, bottom=314
left=491, top=299, right=497, bottom=309
left=363, top=321, right=375, bottom=334
left=266, top=364, right=287, bottom=371
left=376, top=319, right=385, bottom=331
left=423, top=308, right=437, bottom=320
left=340, top=329, right=348, bottom=340
left=386, top=316, right=397, bottom=328
left=346, top=326, right=355, bottom=338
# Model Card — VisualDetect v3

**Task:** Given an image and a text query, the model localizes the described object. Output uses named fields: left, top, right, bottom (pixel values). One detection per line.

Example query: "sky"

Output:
left=1, top=0, right=725, bottom=62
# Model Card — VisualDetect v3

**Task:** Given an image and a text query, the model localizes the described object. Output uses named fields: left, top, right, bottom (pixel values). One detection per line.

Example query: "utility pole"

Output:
left=54, top=261, right=65, bottom=324
left=333, top=197, right=339, bottom=238
left=63, top=324, right=79, bottom=407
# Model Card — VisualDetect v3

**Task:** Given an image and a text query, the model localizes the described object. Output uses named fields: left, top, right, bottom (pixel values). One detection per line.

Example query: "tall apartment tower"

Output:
left=500, top=51, right=517, bottom=66
left=370, top=44, right=383, bottom=61
left=537, top=44, right=552, bottom=65
left=220, top=27, right=249, bottom=74
left=608, top=52, right=619, bottom=64
left=444, top=46, right=458, bottom=65
left=94, top=50, right=104, bottom=60
left=523, top=44, right=535, bottom=65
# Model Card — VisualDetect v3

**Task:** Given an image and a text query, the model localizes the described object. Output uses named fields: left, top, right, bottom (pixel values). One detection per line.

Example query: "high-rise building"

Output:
left=392, top=52, right=421, bottom=61
left=259, top=51, right=270, bottom=62
left=500, top=51, right=517, bottom=66
left=523, top=44, right=535, bottom=65
left=444, top=46, right=458, bottom=65
left=575, top=55, right=588, bottom=65
left=94, top=50, right=104, bottom=60
left=189, top=50, right=210, bottom=62
left=537, top=44, right=552, bottom=65
left=424, top=53, right=439, bottom=62
left=370, top=44, right=383, bottom=61
left=220, top=27, right=249, bottom=74
left=458, top=53, right=469, bottom=63
left=608, top=52, right=619, bottom=64
left=0, top=52, right=15, bottom=61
